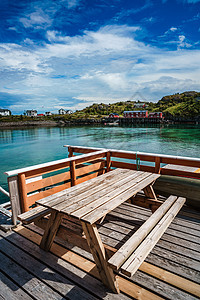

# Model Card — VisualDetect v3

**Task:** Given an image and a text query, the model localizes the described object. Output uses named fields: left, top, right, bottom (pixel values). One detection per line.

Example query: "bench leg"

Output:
left=81, top=221, right=119, bottom=294
left=40, top=211, right=63, bottom=251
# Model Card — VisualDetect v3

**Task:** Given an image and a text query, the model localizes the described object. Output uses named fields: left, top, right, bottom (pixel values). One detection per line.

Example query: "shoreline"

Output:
left=0, top=120, right=58, bottom=128
left=0, top=118, right=199, bottom=129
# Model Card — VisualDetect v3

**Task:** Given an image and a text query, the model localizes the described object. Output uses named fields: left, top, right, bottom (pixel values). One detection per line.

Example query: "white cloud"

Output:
left=19, top=8, right=52, bottom=29
left=0, top=43, right=51, bottom=73
left=0, top=24, right=200, bottom=113
left=178, top=35, right=192, bottom=48
left=170, top=27, right=177, bottom=32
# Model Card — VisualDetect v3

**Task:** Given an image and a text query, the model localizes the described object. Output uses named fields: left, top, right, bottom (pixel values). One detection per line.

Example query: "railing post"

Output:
left=68, top=146, right=74, bottom=158
left=18, top=173, right=29, bottom=212
left=155, top=157, right=161, bottom=174
left=7, top=175, right=21, bottom=225
left=70, top=160, right=76, bottom=186
left=106, top=151, right=111, bottom=172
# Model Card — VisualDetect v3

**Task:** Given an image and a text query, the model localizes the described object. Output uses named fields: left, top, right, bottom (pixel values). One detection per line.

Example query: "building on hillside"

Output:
left=45, top=112, right=52, bottom=116
left=58, top=109, right=73, bottom=115
left=58, top=108, right=66, bottom=115
left=66, top=110, right=73, bottom=114
left=109, top=113, right=119, bottom=118
left=134, top=103, right=148, bottom=108
left=148, top=112, right=163, bottom=119
left=123, top=110, right=148, bottom=118
left=26, top=110, right=37, bottom=117
left=37, top=114, right=44, bottom=117
left=0, top=109, right=11, bottom=116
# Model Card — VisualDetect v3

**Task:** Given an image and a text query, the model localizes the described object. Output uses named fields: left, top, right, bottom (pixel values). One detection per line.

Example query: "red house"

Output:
left=148, top=112, right=163, bottom=119
left=109, top=113, right=119, bottom=118
left=123, top=111, right=148, bottom=118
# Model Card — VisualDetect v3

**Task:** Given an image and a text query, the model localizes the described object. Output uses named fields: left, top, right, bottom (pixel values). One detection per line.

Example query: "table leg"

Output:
left=40, top=211, right=63, bottom=251
left=143, top=184, right=157, bottom=200
left=81, top=221, right=120, bottom=293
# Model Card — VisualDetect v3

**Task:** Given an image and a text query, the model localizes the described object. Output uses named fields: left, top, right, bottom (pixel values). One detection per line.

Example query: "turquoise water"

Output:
left=0, top=125, right=200, bottom=203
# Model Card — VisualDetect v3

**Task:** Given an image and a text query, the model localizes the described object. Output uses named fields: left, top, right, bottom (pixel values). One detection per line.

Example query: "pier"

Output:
left=0, top=145, right=200, bottom=299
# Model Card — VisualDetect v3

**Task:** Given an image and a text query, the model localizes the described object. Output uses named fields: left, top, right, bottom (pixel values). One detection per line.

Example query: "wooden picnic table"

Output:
left=36, top=168, right=160, bottom=293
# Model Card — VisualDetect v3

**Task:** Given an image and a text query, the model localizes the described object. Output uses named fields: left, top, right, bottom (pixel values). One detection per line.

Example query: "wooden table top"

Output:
left=36, top=168, right=160, bottom=224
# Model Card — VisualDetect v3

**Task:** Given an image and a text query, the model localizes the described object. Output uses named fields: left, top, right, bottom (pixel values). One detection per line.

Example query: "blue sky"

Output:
left=0, top=0, right=200, bottom=114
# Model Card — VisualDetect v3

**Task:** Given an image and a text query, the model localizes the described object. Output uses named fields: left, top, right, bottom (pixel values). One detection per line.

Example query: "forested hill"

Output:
left=77, top=91, right=200, bottom=118
left=155, top=91, right=200, bottom=117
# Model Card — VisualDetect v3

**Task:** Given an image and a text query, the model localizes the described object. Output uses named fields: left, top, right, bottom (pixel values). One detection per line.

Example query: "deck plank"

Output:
left=0, top=251, right=64, bottom=300
left=0, top=272, right=33, bottom=300
left=99, top=215, right=200, bottom=260
left=13, top=224, right=200, bottom=299
left=0, top=234, right=97, bottom=300
left=1, top=195, right=200, bottom=300
left=114, top=205, right=200, bottom=241
left=0, top=229, right=129, bottom=300
left=12, top=226, right=164, bottom=300
left=100, top=217, right=200, bottom=252
left=121, top=202, right=200, bottom=233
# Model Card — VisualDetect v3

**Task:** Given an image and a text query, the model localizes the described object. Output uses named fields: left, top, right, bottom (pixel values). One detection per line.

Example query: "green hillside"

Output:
left=68, top=91, right=200, bottom=119
left=68, top=101, right=155, bottom=119
left=155, top=91, right=200, bottom=117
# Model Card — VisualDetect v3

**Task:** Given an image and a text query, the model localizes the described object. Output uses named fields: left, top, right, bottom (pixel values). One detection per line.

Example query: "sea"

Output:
left=0, top=124, right=200, bottom=204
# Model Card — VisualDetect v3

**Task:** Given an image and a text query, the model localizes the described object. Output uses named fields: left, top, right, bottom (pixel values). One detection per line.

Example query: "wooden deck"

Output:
left=0, top=199, right=200, bottom=300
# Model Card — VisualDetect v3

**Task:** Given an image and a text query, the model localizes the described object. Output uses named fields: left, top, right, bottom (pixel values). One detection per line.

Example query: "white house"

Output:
left=0, top=109, right=11, bottom=116
left=45, top=111, right=52, bottom=116
left=26, top=110, right=37, bottom=117
left=58, top=108, right=66, bottom=115
left=66, top=109, right=73, bottom=114
left=58, top=109, right=73, bottom=115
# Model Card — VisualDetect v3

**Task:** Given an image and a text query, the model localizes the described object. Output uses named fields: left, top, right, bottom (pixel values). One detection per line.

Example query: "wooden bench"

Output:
left=18, top=206, right=51, bottom=225
left=108, top=195, right=186, bottom=277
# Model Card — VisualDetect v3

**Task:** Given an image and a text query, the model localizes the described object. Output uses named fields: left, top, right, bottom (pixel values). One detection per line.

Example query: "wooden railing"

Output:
left=65, top=145, right=200, bottom=179
left=5, top=150, right=108, bottom=224
left=4, top=145, right=200, bottom=225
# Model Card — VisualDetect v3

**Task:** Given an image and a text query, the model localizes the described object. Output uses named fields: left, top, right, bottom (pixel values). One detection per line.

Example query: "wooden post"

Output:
left=106, top=151, right=111, bottom=172
left=7, top=176, right=21, bottom=225
left=81, top=221, right=119, bottom=293
left=155, top=157, right=161, bottom=174
left=70, top=160, right=76, bottom=186
left=18, top=173, right=29, bottom=213
left=68, top=146, right=74, bottom=158
left=40, top=211, right=63, bottom=251
left=69, top=147, right=76, bottom=186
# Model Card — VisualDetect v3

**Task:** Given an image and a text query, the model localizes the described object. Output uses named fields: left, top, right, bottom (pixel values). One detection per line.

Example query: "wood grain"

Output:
left=121, top=197, right=186, bottom=277
left=108, top=195, right=177, bottom=270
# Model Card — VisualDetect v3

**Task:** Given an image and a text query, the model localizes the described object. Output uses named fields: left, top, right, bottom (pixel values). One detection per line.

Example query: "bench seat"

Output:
left=108, top=195, right=186, bottom=277
left=18, top=206, right=51, bottom=225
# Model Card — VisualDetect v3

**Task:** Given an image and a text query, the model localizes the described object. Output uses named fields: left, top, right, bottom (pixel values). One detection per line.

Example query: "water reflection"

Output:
left=0, top=130, right=14, bottom=143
